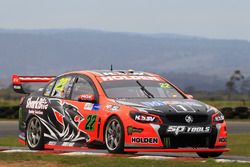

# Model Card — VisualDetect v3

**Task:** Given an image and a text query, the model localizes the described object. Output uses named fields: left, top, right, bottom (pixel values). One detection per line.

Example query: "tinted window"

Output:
left=101, top=80, right=184, bottom=99
left=51, top=76, right=73, bottom=98
left=44, top=81, right=55, bottom=96
left=71, top=77, right=94, bottom=100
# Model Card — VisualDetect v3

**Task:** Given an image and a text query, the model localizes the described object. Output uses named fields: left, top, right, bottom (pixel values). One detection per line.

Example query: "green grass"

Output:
left=0, top=153, right=249, bottom=167
left=0, top=99, right=19, bottom=107
left=226, top=133, right=250, bottom=156
left=202, top=100, right=250, bottom=109
left=0, top=136, right=23, bottom=147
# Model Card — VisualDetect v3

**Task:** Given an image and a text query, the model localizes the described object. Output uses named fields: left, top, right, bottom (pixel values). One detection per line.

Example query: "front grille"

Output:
left=162, top=126, right=217, bottom=148
left=165, top=114, right=209, bottom=124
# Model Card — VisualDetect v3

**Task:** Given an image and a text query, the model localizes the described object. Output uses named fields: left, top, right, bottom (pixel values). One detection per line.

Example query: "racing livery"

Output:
left=12, top=70, right=229, bottom=158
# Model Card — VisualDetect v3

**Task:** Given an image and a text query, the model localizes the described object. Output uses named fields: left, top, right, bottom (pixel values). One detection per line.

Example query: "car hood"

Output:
left=115, top=98, right=215, bottom=116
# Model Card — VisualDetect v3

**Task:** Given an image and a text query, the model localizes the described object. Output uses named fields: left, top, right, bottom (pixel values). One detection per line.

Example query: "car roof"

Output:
left=70, top=70, right=159, bottom=77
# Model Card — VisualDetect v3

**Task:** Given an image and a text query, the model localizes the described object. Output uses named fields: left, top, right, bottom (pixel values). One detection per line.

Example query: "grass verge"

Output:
left=202, top=100, right=250, bottom=109
left=0, top=153, right=249, bottom=167
left=226, top=133, right=250, bottom=156
left=0, top=136, right=23, bottom=147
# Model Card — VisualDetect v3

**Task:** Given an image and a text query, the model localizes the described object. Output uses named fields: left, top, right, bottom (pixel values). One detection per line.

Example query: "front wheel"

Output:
left=197, top=152, right=223, bottom=158
left=105, top=116, right=124, bottom=153
left=26, top=116, right=44, bottom=150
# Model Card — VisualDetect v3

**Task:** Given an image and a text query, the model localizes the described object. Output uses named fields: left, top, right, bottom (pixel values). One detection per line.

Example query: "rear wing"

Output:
left=12, top=74, right=55, bottom=94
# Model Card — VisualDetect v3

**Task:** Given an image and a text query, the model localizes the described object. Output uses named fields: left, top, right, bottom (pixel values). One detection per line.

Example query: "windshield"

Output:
left=101, top=80, right=184, bottom=99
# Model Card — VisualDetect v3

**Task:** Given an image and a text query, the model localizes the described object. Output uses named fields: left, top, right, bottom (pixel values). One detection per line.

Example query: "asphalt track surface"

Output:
left=0, top=120, right=250, bottom=137
left=0, top=120, right=250, bottom=163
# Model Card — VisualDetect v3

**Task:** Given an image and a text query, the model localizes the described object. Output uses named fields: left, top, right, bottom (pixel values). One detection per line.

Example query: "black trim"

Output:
left=97, top=118, right=101, bottom=138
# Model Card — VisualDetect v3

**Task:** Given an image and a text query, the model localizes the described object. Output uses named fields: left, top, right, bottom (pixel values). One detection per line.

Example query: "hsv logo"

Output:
left=135, top=115, right=156, bottom=122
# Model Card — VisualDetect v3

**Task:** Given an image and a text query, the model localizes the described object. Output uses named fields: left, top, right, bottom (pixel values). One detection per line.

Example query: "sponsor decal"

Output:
left=85, top=114, right=97, bottom=131
left=219, top=137, right=227, bottom=143
left=48, top=141, right=57, bottom=145
left=159, top=83, right=172, bottom=89
left=127, top=126, right=143, bottom=135
left=26, top=97, right=48, bottom=110
left=167, top=126, right=211, bottom=135
left=184, top=101, right=203, bottom=107
left=166, top=101, right=203, bottom=108
left=102, top=72, right=145, bottom=76
left=134, top=115, right=156, bottom=122
left=100, top=76, right=160, bottom=81
left=106, top=104, right=120, bottom=111
left=131, top=137, right=158, bottom=144
left=61, top=142, right=75, bottom=146
left=79, top=94, right=95, bottom=101
left=28, top=110, right=43, bottom=115
left=84, top=103, right=100, bottom=111
left=13, top=85, right=22, bottom=90
left=141, top=101, right=165, bottom=107
left=168, top=104, right=196, bottom=113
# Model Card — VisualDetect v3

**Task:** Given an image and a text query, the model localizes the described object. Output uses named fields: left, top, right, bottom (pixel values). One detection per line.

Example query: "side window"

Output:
left=51, top=76, right=73, bottom=98
left=71, top=77, right=94, bottom=100
left=44, top=81, right=55, bottom=96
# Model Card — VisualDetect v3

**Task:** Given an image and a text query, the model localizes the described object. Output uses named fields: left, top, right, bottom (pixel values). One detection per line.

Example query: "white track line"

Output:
left=61, top=152, right=107, bottom=156
left=215, top=159, right=250, bottom=163
left=130, top=156, right=174, bottom=160
left=2, top=149, right=35, bottom=153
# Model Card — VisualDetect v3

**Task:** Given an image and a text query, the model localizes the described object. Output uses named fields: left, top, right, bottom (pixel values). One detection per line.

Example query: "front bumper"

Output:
left=124, top=120, right=228, bottom=149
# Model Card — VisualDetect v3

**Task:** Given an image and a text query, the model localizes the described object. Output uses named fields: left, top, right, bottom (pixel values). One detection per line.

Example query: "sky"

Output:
left=0, top=0, right=250, bottom=40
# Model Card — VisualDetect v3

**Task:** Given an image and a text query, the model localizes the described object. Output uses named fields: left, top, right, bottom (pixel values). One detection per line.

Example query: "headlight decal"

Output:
left=212, top=112, right=225, bottom=124
left=130, top=111, right=163, bottom=124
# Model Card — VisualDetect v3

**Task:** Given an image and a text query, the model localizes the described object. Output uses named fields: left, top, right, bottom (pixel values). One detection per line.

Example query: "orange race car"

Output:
left=12, top=70, right=229, bottom=158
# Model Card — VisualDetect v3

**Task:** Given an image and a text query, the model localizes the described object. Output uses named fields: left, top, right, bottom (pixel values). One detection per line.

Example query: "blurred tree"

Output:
left=226, top=80, right=234, bottom=100
left=241, top=78, right=250, bottom=100
left=226, top=70, right=244, bottom=100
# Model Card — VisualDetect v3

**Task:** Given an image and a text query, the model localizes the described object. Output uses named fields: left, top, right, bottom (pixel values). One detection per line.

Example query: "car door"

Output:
left=43, top=74, right=90, bottom=145
left=64, top=74, right=100, bottom=143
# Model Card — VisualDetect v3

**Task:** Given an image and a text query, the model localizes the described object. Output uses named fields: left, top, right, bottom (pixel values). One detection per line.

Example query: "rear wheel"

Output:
left=26, top=116, right=44, bottom=150
left=105, top=116, right=124, bottom=153
left=197, top=152, right=223, bottom=158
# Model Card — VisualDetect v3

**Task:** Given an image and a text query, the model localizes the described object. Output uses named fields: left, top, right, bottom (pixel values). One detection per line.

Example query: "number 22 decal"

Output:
left=85, top=114, right=97, bottom=131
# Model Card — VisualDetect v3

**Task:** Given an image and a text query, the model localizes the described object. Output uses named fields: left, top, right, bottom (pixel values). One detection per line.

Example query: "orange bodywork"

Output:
left=13, top=70, right=229, bottom=153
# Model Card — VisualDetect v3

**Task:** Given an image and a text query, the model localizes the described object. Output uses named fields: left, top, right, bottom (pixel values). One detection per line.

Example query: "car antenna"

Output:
left=110, top=64, right=113, bottom=71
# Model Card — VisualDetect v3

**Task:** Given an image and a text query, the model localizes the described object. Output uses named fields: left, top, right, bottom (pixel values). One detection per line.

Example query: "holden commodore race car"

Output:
left=12, top=70, right=229, bottom=158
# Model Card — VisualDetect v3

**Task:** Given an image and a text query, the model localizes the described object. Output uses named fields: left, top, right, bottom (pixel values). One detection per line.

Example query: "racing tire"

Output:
left=197, top=152, right=223, bottom=158
left=105, top=116, right=125, bottom=154
left=26, top=116, right=45, bottom=150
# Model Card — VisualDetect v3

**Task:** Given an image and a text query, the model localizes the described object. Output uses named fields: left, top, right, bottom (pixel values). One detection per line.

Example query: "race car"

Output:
left=12, top=70, right=229, bottom=158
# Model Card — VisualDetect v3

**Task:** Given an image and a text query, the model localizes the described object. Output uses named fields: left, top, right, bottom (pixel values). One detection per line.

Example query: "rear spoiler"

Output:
left=12, top=74, right=55, bottom=94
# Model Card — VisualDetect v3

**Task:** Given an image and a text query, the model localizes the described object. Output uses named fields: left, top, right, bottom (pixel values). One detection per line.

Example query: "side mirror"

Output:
left=186, top=94, right=194, bottom=99
left=78, top=94, right=95, bottom=103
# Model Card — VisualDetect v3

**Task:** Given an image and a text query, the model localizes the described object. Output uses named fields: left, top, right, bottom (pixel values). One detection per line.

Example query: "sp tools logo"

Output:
left=185, top=115, right=194, bottom=124
left=167, top=126, right=211, bottom=135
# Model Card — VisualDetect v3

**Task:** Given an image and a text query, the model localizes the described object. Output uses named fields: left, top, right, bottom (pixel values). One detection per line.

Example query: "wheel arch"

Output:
left=102, top=114, right=124, bottom=141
